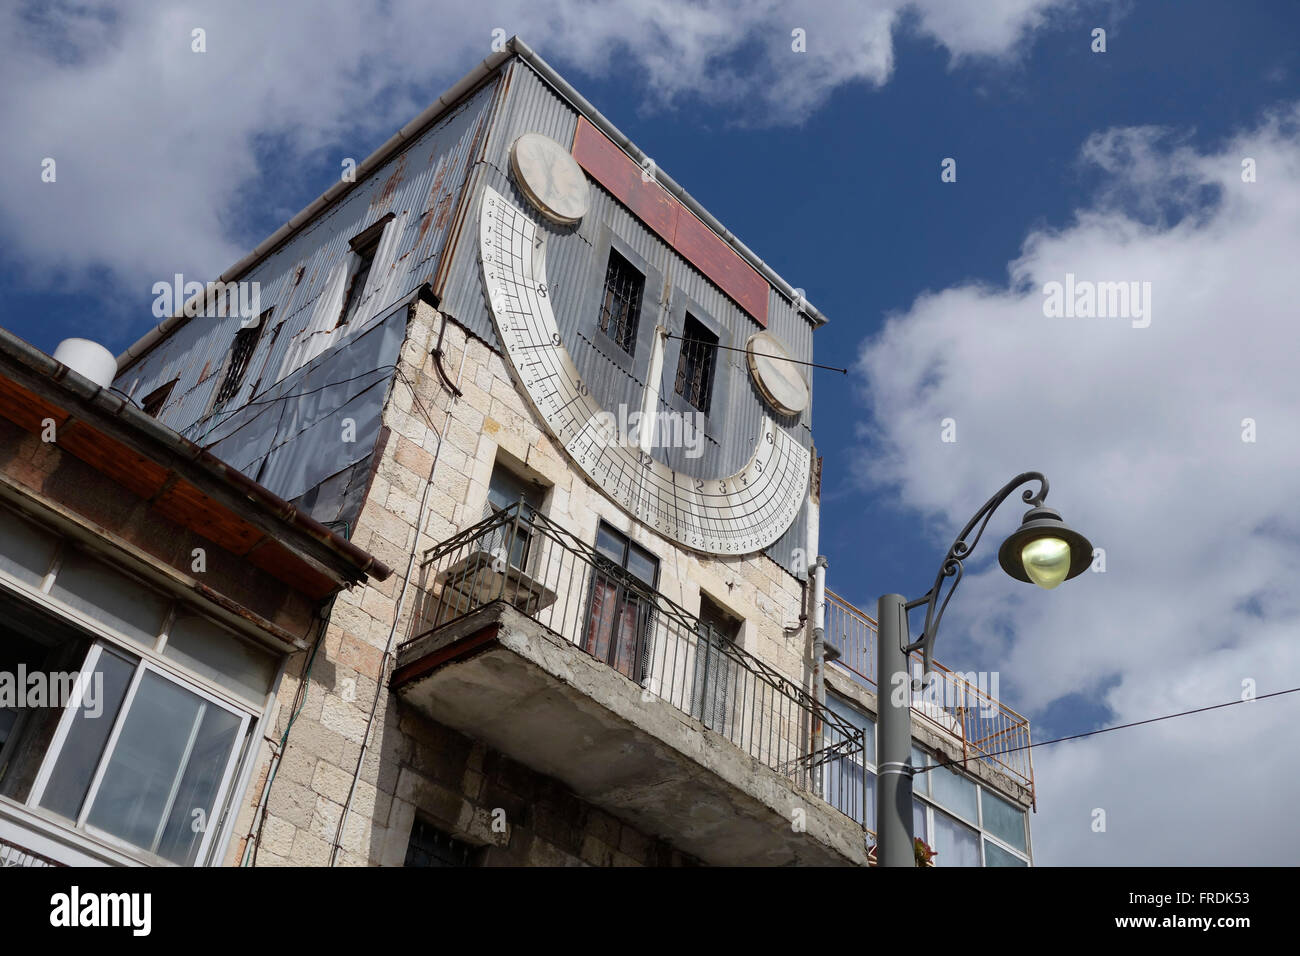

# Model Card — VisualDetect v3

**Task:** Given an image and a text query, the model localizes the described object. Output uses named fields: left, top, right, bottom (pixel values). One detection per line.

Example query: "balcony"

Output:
left=392, top=505, right=869, bottom=866
left=823, top=589, right=1036, bottom=805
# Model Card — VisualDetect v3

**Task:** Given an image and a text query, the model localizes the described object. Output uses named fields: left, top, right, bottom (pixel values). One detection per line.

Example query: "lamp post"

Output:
left=874, top=472, right=1091, bottom=867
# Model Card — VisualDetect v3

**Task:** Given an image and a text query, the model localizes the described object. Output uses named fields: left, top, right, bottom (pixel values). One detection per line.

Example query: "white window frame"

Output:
left=27, top=641, right=252, bottom=867
left=0, top=502, right=279, bottom=866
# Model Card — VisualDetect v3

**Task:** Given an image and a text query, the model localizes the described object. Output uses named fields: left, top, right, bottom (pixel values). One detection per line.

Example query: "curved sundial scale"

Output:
left=479, top=186, right=809, bottom=556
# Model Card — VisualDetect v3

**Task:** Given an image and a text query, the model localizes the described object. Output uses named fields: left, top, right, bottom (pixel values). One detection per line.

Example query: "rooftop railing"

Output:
left=403, top=503, right=868, bottom=826
left=823, top=589, right=1036, bottom=799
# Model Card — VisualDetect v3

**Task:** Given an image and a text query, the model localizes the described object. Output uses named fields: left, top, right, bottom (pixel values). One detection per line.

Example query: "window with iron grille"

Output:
left=674, top=315, right=718, bottom=415
left=212, top=308, right=271, bottom=412
left=404, top=817, right=481, bottom=867
left=597, top=249, right=645, bottom=355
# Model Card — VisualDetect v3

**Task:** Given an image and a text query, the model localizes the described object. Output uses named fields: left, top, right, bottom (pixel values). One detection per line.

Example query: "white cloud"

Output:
left=855, top=105, right=1300, bottom=863
left=1, top=0, right=1075, bottom=321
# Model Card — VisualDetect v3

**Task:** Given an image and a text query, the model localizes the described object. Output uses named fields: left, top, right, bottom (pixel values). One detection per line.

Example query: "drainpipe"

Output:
left=329, top=305, right=466, bottom=865
left=810, top=555, right=829, bottom=796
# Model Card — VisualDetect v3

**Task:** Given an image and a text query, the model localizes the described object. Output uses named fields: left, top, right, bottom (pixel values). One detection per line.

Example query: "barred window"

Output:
left=674, top=315, right=717, bottom=415
left=212, top=308, right=271, bottom=412
left=404, top=817, right=481, bottom=867
left=597, top=250, right=644, bottom=355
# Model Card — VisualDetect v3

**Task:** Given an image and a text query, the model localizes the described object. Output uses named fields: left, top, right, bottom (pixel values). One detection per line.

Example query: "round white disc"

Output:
left=509, top=132, right=590, bottom=225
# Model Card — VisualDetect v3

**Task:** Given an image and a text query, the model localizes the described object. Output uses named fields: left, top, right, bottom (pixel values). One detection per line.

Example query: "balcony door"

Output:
left=582, top=524, right=658, bottom=682
left=692, top=594, right=742, bottom=735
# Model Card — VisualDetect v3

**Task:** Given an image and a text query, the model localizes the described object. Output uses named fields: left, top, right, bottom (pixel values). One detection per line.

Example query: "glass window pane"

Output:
left=595, top=525, right=625, bottom=563
left=487, top=466, right=542, bottom=513
left=85, top=670, right=241, bottom=864
left=153, top=705, right=244, bottom=864
left=824, top=755, right=862, bottom=823
left=163, top=611, right=277, bottom=703
left=931, top=763, right=978, bottom=823
left=984, top=839, right=1029, bottom=867
left=982, top=790, right=1028, bottom=852
left=825, top=693, right=874, bottom=765
left=913, top=797, right=928, bottom=842
left=38, top=647, right=136, bottom=821
left=626, top=544, right=657, bottom=586
left=911, top=745, right=929, bottom=794
left=50, top=549, right=169, bottom=644
left=933, top=808, right=981, bottom=867
left=0, top=506, right=59, bottom=587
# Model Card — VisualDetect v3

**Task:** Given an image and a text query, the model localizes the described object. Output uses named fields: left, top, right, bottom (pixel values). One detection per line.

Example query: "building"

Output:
left=1, top=37, right=1033, bottom=867
left=0, top=330, right=390, bottom=866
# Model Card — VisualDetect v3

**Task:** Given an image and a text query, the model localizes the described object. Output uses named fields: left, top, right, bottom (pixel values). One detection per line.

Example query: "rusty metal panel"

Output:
left=116, top=78, right=498, bottom=442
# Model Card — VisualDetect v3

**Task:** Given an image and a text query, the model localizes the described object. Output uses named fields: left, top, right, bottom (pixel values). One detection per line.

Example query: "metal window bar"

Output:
left=822, top=588, right=1036, bottom=802
left=403, top=503, right=867, bottom=826
left=597, top=251, right=644, bottom=355
left=212, top=312, right=268, bottom=411
left=674, top=319, right=716, bottom=414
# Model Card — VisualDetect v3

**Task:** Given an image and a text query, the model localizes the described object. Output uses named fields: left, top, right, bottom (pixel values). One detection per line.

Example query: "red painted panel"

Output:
left=572, top=118, right=677, bottom=237
left=571, top=117, right=769, bottom=327
left=670, top=207, right=769, bottom=324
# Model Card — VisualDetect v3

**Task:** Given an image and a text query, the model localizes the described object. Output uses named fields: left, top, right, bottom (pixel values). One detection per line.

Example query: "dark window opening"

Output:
left=139, top=380, right=177, bottom=418
left=597, top=250, right=645, bottom=355
left=674, top=315, right=717, bottom=415
left=212, top=308, right=271, bottom=412
left=404, top=817, right=480, bottom=867
left=484, top=462, right=546, bottom=570
left=337, top=217, right=391, bottom=329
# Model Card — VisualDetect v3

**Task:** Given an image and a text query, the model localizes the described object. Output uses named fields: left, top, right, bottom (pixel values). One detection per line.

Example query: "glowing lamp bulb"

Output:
left=1020, top=536, right=1072, bottom=590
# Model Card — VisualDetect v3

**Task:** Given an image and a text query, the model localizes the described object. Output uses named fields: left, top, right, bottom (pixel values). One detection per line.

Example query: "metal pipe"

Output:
left=875, top=592, right=915, bottom=867
left=809, top=555, right=828, bottom=797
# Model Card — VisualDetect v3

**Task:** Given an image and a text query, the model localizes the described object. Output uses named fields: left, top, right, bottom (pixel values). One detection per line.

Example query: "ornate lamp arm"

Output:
left=903, top=472, right=1050, bottom=677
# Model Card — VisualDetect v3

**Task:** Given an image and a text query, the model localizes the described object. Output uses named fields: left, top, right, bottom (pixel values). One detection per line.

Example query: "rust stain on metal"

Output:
left=372, top=151, right=407, bottom=210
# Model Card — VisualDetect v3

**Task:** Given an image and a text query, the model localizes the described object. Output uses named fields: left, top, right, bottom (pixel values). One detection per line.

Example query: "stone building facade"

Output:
left=0, top=38, right=1034, bottom=868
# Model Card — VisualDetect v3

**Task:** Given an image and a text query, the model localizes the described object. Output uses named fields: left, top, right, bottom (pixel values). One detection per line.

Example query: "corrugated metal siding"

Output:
left=437, top=61, right=819, bottom=575
left=116, top=77, right=499, bottom=438
left=108, top=76, right=499, bottom=532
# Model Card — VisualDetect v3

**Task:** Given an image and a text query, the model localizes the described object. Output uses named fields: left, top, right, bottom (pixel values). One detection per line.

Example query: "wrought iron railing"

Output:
left=824, top=589, right=1036, bottom=798
left=404, top=503, right=868, bottom=824
left=0, top=835, right=63, bottom=867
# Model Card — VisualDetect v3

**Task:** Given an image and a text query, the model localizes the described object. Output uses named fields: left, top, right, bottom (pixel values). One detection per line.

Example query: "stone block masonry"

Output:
left=231, top=301, right=811, bottom=866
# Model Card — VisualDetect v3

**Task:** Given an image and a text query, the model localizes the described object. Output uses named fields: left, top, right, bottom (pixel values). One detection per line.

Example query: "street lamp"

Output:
left=874, top=471, right=1091, bottom=867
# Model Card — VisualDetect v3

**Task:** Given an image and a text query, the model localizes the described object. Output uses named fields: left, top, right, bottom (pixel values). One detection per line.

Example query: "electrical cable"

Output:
left=915, top=685, right=1300, bottom=775
left=191, top=364, right=397, bottom=445
left=662, top=332, right=848, bottom=374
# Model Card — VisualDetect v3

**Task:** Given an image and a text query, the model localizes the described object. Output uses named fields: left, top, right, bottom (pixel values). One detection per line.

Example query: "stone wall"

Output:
left=229, top=301, right=807, bottom=865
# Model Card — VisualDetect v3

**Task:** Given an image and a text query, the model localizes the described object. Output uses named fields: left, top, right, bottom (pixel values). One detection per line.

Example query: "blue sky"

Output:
left=4, top=0, right=1299, bottom=864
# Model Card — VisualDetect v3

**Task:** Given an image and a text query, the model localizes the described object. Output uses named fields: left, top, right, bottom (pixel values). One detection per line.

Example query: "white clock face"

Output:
left=479, top=186, right=809, bottom=556
left=509, top=133, right=590, bottom=225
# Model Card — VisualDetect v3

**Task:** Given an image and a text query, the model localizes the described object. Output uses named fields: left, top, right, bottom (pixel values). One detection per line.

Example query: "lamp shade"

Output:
left=997, top=506, right=1092, bottom=587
